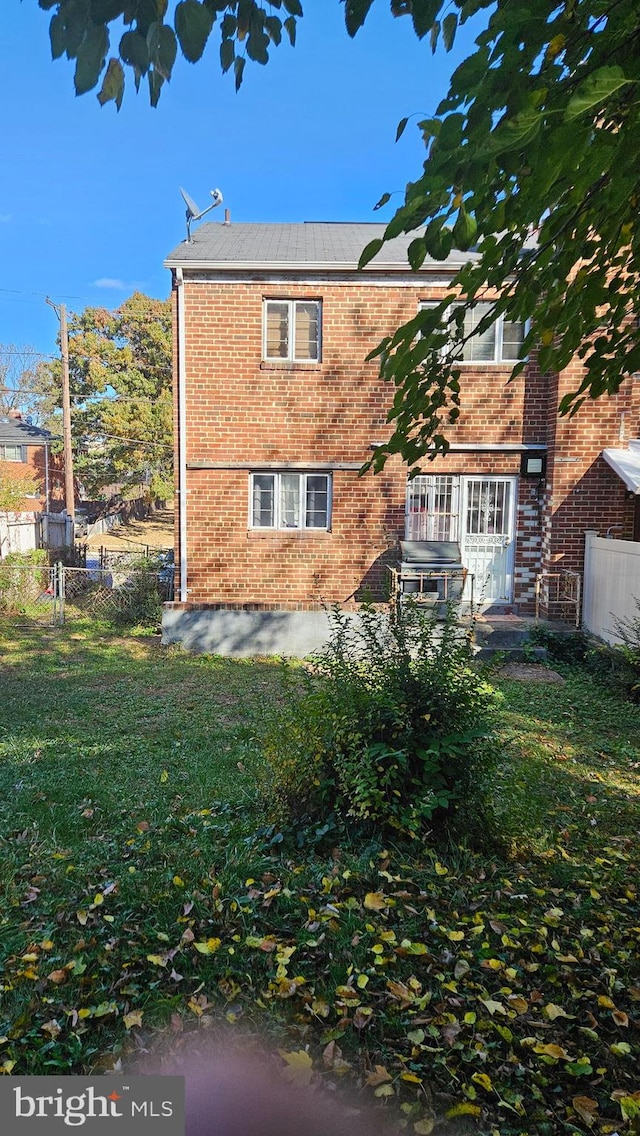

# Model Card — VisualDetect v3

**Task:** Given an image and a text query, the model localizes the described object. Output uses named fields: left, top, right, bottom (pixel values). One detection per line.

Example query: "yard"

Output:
left=0, top=616, right=638, bottom=1135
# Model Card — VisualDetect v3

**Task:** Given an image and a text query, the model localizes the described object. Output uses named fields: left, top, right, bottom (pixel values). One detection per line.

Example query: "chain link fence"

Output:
left=0, top=555, right=174, bottom=627
left=0, top=560, right=58, bottom=624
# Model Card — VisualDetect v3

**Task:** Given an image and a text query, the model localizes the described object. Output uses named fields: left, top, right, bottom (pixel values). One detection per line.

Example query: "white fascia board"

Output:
left=603, top=447, right=640, bottom=493
left=163, top=258, right=469, bottom=273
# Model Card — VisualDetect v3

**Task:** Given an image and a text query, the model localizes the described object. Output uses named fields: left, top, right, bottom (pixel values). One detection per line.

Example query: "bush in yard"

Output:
left=261, top=602, right=501, bottom=841
left=0, top=549, right=49, bottom=613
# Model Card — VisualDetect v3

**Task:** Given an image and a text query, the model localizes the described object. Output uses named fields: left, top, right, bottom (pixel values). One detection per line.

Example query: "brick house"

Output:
left=162, top=221, right=640, bottom=654
left=0, top=414, right=51, bottom=513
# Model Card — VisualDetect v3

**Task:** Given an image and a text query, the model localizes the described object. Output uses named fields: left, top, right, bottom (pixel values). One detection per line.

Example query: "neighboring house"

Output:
left=0, top=413, right=51, bottom=512
left=162, top=221, right=640, bottom=654
left=0, top=414, right=52, bottom=556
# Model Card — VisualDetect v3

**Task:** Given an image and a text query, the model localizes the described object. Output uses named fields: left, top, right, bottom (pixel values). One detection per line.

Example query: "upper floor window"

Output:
left=0, top=444, right=27, bottom=462
left=420, top=301, right=524, bottom=364
left=250, top=471, right=331, bottom=530
left=263, top=299, right=321, bottom=362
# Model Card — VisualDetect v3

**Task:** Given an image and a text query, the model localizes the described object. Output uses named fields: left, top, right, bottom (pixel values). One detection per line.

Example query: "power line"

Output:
left=81, top=431, right=173, bottom=450
left=0, top=286, right=92, bottom=302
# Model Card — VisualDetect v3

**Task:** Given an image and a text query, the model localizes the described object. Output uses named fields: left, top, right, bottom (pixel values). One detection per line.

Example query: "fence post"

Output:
left=56, top=561, right=65, bottom=626
left=582, top=530, right=597, bottom=635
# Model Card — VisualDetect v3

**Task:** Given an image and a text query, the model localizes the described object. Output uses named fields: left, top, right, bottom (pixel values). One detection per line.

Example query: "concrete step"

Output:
left=470, top=616, right=546, bottom=661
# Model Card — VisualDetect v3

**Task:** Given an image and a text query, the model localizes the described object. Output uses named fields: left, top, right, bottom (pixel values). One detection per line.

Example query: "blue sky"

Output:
left=1, top=2, right=478, bottom=359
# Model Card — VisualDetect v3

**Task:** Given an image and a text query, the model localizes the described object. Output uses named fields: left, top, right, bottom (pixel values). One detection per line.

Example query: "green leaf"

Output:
left=430, top=20, right=439, bottom=53
left=147, top=23, right=177, bottom=80
left=90, top=0, right=125, bottom=19
left=407, top=237, right=427, bottom=271
left=411, top=0, right=440, bottom=40
left=175, top=0, right=214, bottom=64
left=119, top=30, right=150, bottom=76
left=396, top=116, right=409, bottom=142
left=344, top=0, right=375, bottom=38
left=373, top=192, right=392, bottom=211
left=442, top=13, right=457, bottom=52
left=282, top=0, right=302, bottom=14
left=148, top=68, right=164, bottom=106
left=50, top=12, right=67, bottom=59
left=234, top=55, right=246, bottom=91
left=565, top=65, right=632, bottom=121
left=358, top=238, right=384, bottom=269
left=220, top=37, right=235, bottom=72
left=283, top=15, right=296, bottom=45
left=264, top=15, right=282, bottom=45
left=247, top=28, right=270, bottom=64
left=453, top=207, right=477, bottom=250
left=97, top=55, right=125, bottom=108
left=74, top=23, right=109, bottom=95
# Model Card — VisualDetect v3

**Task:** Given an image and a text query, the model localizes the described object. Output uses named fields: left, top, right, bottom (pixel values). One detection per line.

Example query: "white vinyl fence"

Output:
left=0, top=512, right=38, bottom=556
left=582, top=529, right=640, bottom=644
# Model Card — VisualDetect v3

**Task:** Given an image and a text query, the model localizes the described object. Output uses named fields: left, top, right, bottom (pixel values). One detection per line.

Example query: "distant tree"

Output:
left=41, top=293, right=173, bottom=501
left=0, top=470, right=41, bottom=512
left=0, top=345, right=55, bottom=428
left=39, top=0, right=640, bottom=466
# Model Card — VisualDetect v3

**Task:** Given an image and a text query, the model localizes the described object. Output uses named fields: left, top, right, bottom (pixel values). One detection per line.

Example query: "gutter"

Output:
left=175, top=268, right=188, bottom=602
left=162, top=258, right=471, bottom=273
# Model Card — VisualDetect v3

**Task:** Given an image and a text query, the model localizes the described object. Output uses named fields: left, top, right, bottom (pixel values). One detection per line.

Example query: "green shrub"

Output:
left=0, top=549, right=49, bottom=613
left=261, top=603, right=502, bottom=840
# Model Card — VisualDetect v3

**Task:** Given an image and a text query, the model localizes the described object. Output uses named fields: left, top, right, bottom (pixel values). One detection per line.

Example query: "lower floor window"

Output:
left=251, top=471, right=331, bottom=530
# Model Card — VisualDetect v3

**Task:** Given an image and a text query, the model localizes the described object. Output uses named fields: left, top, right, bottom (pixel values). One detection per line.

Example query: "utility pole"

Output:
left=46, top=298, right=75, bottom=524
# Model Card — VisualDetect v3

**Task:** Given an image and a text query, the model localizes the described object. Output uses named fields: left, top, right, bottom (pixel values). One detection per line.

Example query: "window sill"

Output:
left=260, top=361, right=322, bottom=372
left=247, top=528, right=333, bottom=538
left=454, top=359, right=527, bottom=367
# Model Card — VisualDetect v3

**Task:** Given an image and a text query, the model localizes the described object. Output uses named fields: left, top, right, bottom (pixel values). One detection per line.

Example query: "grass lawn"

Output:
left=0, top=616, right=638, bottom=1135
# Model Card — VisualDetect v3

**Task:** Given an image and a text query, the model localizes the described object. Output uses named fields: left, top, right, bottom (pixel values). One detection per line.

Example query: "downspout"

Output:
left=44, top=440, right=50, bottom=514
left=175, top=267, right=188, bottom=603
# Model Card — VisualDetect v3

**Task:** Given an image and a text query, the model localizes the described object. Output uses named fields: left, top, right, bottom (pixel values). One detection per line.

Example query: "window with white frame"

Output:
left=406, top=475, right=459, bottom=541
left=420, top=301, right=524, bottom=364
left=250, top=471, right=331, bottom=530
left=0, top=444, right=27, bottom=462
left=263, top=299, right=321, bottom=362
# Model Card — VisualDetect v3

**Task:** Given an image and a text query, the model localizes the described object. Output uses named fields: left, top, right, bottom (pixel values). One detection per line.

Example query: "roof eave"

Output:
left=163, top=258, right=466, bottom=273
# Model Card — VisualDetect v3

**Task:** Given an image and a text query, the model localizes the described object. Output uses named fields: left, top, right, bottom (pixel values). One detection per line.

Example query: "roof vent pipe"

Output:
left=224, top=209, right=231, bottom=225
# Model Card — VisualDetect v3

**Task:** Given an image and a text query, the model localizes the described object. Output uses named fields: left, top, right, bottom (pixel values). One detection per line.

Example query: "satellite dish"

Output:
left=179, top=186, right=223, bottom=242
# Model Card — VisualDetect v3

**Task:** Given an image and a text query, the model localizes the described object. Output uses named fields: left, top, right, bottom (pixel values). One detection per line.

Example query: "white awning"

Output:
left=603, top=441, right=640, bottom=494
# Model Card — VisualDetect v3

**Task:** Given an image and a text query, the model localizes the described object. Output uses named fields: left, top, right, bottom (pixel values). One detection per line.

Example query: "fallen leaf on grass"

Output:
left=47, top=969, right=68, bottom=985
left=365, top=1065, right=392, bottom=1087
left=193, top=938, right=221, bottom=955
left=41, top=1020, right=61, bottom=1038
left=364, top=892, right=388, bottom=912
left=414, top=1119, right=435, bottom=1135
left=123, top=1010, right=143, bottom=1030
left=279, top=1049, right=313, bottom=1086
left=572, top=1096, right=599, bottom=1126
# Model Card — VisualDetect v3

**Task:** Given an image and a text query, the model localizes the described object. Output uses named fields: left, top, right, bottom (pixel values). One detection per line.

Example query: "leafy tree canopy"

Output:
left=40, top=293, right=173, bottom=501
left=40, top=0, right=640, bottom=467
left=0, top=471, right=41, bottom=513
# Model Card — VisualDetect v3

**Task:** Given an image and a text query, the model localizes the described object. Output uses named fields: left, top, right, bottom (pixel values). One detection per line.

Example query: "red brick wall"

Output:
left=0, top=444, right=47, bottom=512
left=172, top=273, right=640, bottom=612
left=175, top=276, right=555, bottom=609
left=541, top=365, right=640, bottom=576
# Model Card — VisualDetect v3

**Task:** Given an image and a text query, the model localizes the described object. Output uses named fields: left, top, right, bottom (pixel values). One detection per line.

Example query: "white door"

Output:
left=460, top=477, right=516, bottom=604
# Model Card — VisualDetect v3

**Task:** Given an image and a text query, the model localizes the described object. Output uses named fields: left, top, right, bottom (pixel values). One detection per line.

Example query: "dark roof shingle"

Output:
left=164, top=221, right=473, bottom=270
left=0, top=417, right=51, bottom=447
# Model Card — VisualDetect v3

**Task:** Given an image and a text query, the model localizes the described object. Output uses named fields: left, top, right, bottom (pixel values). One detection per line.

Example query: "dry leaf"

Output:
left=279, top=1049, right=314, bottom=1086
left=364, top=891, right=388, bottom=911
left=572, top=1096, right=599, bottom=1126
left=123, top=1010, right=144, bottom=1030
left=365, top=1064, right=392, bottom=1087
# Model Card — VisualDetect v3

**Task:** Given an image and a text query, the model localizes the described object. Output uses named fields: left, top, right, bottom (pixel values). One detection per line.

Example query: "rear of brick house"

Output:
left=162, top=221, right=640, bottom=653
